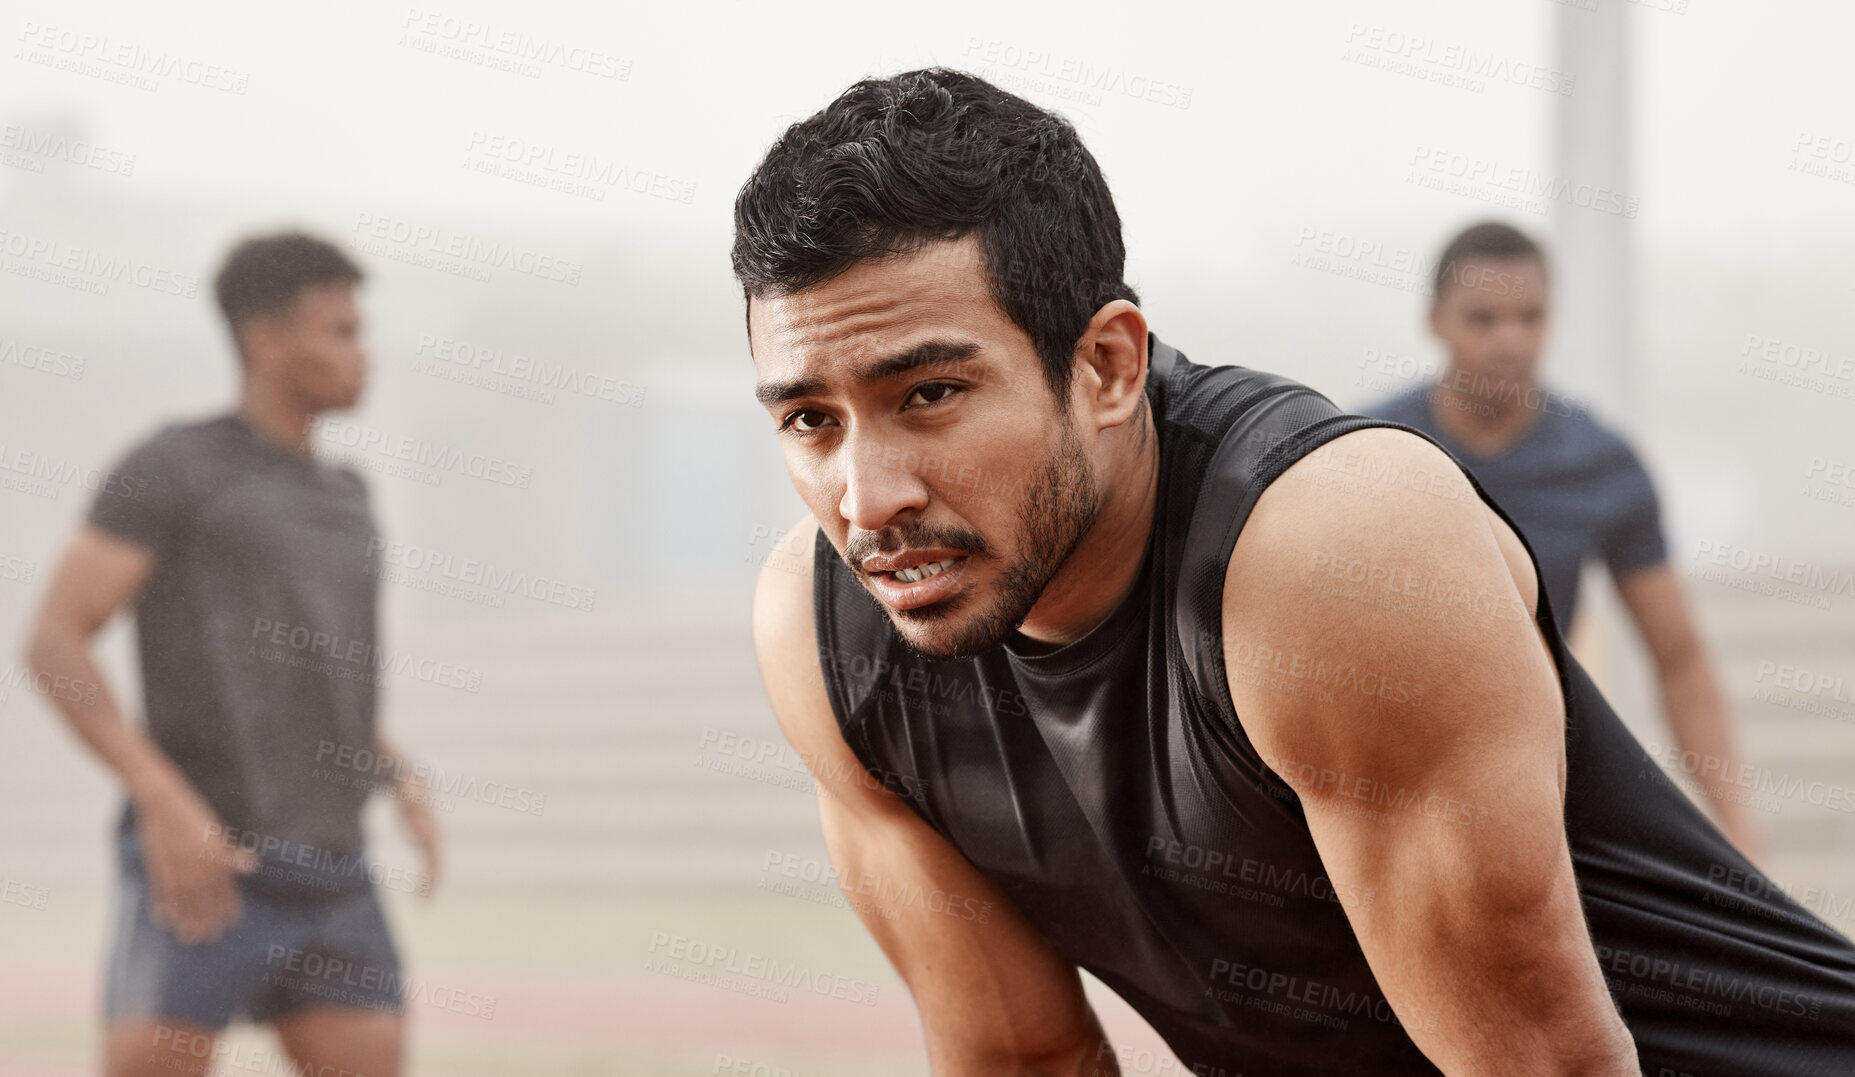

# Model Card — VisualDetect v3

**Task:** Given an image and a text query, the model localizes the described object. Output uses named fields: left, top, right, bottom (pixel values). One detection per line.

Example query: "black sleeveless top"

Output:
left=811, top=335, right=1855, bottom=1075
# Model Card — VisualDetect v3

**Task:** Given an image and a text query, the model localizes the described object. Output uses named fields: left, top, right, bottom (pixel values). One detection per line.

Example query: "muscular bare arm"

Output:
left=1614, top=564, right=1762, bottom=862
left=23, top=524, right=257, bottom=943
left=1222, top=428, right=1640, bottom=1076
left=753, top=514, right=1117, bottom=1077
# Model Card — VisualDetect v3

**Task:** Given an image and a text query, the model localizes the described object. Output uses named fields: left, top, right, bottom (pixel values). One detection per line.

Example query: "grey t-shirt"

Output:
left=89, top=413, right=381, bottom=870
left=1359, top=384, right=1668, bottom=630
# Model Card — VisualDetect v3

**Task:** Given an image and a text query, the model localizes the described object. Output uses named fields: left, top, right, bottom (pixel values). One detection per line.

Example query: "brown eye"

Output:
left=782, top=409, right=834, bottom=434
left=906, top=382, right=960, bottom=408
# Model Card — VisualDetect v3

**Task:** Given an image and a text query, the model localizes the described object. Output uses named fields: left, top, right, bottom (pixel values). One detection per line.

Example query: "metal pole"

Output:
left=1551, top=3, right=1634, bottom=418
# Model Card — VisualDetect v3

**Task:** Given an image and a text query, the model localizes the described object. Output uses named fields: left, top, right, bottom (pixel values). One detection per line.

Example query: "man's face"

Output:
left=750, top=236, right=1103, bottom=660
left=1428, top=257, right=1548, bottom=397
left=247, top=282, right=367, bottom=411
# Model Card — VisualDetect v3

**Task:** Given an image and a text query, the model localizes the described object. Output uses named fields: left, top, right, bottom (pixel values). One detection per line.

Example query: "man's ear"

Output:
left=238, top=311, right=290, bottom=373
left=1073, top=300, right=1149, bottom=430
left=239, top=319, right=271, bottom=369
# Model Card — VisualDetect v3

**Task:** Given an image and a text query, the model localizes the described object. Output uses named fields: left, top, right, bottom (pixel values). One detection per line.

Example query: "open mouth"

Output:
left=889, top=558, right=958, bottom=584
left=865, top=554, right=971, bottom=610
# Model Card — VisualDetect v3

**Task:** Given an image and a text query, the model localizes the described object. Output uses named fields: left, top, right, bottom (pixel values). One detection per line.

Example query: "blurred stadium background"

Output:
left=3, top=1, right=1853, bottom=1073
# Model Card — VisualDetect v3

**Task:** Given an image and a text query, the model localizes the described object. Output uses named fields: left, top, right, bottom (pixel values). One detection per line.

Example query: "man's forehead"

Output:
left=750, top=242, right=996, bottom=366
left=265, top=282, right=355, bottom=328
left=1448, top=258, right=1546, bottom=304
left=297, top=281, right=358, bottom=309
left=1458, top=257, right=1542, bottom=278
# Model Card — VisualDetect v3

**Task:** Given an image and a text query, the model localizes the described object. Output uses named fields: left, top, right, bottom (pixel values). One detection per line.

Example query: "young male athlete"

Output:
left=1361, top=221, right=1760, bottom=860
left=24, top=232, right=436, bottom=1077
left=738, top=69, right=1855, bottom=1075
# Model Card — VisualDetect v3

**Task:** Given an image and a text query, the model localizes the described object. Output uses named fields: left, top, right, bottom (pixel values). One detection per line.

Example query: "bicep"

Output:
left=751, top=515, right=1099, bottom=1066
left=1225, top=430, right=1569, bottom=884
left=33, top=525, right=157, bottom=639
left=45, top=428, right=186, bottom=638
left=1222, top=428, right=1626, bottom=1070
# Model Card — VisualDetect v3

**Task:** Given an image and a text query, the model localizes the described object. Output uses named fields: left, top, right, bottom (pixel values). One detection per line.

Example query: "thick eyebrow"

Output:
left=754, top=338, right=982, bottom=408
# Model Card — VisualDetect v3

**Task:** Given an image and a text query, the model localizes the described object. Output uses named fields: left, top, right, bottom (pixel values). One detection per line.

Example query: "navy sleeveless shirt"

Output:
left=811, top=335, right=1855, bottom=1075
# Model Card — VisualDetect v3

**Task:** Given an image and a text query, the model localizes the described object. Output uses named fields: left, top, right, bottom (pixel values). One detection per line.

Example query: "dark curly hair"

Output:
left=1432, top=221, right=1547, bottom=304
left=214, top=231, right=363, bottom=358
left=731, top=68, right=1141, bottom=407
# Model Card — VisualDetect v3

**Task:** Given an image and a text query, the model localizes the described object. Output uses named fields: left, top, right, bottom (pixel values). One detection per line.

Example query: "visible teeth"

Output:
left=895, top=558, right=952, bottom=584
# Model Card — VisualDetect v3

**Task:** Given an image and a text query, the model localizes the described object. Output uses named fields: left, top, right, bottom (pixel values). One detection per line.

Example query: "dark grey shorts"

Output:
left=105, top=828, right=403, bottom=1030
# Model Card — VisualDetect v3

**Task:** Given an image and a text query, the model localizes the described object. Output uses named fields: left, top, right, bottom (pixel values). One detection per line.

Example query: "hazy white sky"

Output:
left=5, top=0, right=1852, bottom=578
left=10, top=0, right=1853, bottom=254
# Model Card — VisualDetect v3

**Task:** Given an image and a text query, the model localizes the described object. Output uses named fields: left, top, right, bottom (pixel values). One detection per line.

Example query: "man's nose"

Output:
left=838, top=437, right=930, bottom=532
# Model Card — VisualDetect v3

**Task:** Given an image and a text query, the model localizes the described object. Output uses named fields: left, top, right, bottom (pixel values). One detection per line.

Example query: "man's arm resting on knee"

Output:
left=1223, top=429, right=1640, bottom=1077
left=753, top=514, right=1118, bottom=1077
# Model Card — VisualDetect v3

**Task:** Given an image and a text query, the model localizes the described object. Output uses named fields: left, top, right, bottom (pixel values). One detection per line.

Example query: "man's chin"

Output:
left=886, top=603, right=1012, bottom=662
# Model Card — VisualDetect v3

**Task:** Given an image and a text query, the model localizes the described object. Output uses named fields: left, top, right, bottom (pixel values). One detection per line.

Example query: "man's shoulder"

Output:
left=1153, top=347, right=1399, bottom=506
left=1224, top=425, right=1495, bottom=635
left=1151, top=341, right=1316, bottom=443
left=752, top=513, right=826, bottom=685
left=751, top=513, right=873, bottom=762
left=118, top=411, right=236, bottom=461
left=1246, top=424, right=1472, bottom=541
left=91, top=413, right=241, bottom=517
left=1218, top=425, right=1530, bottom=730
left=1164, top=365, right=1455, bottom=695
left=753, top=511, right=820, bottom=614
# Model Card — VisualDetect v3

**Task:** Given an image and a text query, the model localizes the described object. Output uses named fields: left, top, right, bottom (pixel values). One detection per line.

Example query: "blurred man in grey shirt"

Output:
left=25, top=232, right=437, bottom=1077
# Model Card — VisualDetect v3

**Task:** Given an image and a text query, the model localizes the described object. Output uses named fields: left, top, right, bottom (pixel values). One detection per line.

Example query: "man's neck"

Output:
left=237, top=387, right=317, bottom=459
left=1012, top=404, right=1161, bottom=647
